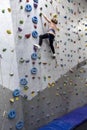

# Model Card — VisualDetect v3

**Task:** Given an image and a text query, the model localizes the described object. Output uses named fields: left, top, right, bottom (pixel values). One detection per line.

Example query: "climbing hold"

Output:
left=67, top=0, right=71, bottom=2
left=24, top=86, right=29, bottom=90
left=16, top=121, right=24, bottom=130
left=32, top=31, right=38, bottom=38
left=34, top=25, right=37, bottom=29
left=31, top=91, right=35, bottom=96
left=32, top=76, right=35, bottom=79
left=39, top=13, right=42, bottom=17
left=32, top=16, right=38, bottom=24
left=8, top=110, right=16, bottom=119
left=2, top=48, right=7, bottom=52
left=25, top=59, right=30, bottom=63
left=2, top=9, right=5, bottom=13
left=67, top=0, right=73, bottom=2
left=6, top=30, right=12, bottom=34
left=19, top=0, right=22, bottom=2
left=18, top=35, right=22, bottom=39
left=13, top=89, right=20, bottom=97
left=53, top=14, right=58, bottom=18
left=9, top=73, right=14, bottom=76
left=44, top=23, right=46, bottom=26
left=45, top=4, right=48, bottom=7
left=43, top=62, right=47, bottom=65
left=10, top=98, right=14, bottom=103
left=26, top=0, right=29, bottom=2
left=18, top=27, right=22, bottom=32
left=25, top=4, right=32, bottom=12
left=20, top=78, right=28, bottom=85
left=33, top=3, right=38, bottom=8
left=20, top=5, right=23, bottom=9
left=33, top=0, right=38, bottom=3
left=19, top=20, right=24, bottom=24
left=64, top=16, right=67, bottom=19
left=19, top=58, right=24, bottom=63
left=31, top=67, right=37, bottom=74
left=43, top=76, right=46, bottom=81
left=7, top=8, right=11, bottom=12
left=25, top=34, right=31, bottom=38
left=31, top=53, right=37, bottom=60
left=23, top=94, right=28, bottom=99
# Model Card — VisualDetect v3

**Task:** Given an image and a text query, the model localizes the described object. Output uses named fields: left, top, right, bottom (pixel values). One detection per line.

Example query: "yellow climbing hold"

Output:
left=31, top=91, right=35, bottom=96
left=10, top=98, right=14, bottom=103
left=6, top=30, right=12, bottom=34
left=7, top=8, right=11, bottom=12
left=15, top=97, right=19, bottom=101
left=53, top=13, right=58, bottom=18
left=56, top=92, right=59, bottom=96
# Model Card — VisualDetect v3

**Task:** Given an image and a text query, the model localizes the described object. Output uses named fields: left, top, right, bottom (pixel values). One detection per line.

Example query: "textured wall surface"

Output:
left=0, top=0, right=87, bottom=130
left=10, top=0, right=87, bottom=100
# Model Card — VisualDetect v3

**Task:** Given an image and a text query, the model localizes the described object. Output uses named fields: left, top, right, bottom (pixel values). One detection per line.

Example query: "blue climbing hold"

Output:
left=25, top=4, right=32, bottom=12
left=31, top=67, right=37, bottom=74
left=31, top=53, right=37, bottom=60
left=33, top=0, right=38, bottom=3
left=32, top=31, right=38, bottom=38
left=20, top=78, right=28, bottom=86
left=13, top=89, right=20, bottom=97
left=32, top=16, right=38, bottom=24
left=16, top=121, right=24, bottom=130
left=8, top=110, right=16, bottom=119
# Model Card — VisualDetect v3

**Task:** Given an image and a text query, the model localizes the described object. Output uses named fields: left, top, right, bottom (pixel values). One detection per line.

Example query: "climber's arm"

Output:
left=42, top=13, right=51, bottom=23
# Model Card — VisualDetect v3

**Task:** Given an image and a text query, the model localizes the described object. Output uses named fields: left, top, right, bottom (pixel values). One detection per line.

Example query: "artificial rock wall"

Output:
left=0, top=0, right=87, bottom=130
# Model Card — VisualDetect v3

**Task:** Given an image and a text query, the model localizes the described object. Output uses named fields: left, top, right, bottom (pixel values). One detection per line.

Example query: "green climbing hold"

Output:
left=20, top=6, right=23, bottom=9
left=45, top=4, right=48, bottom=7
left=19, top=20, right=24, bottom=24
left=18, top=35, right=22, bottom=39
left=2, top=9, right=5, bottom=13
left=39, top=13, right=42, bottom=17
left=2, top=48, right=7, bottom=52
left=19, top=58, right=25, bottom=63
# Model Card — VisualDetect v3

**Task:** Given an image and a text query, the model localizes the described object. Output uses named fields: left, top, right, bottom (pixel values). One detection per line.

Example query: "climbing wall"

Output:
left=10, top=0, right=87, bottom=100
left=0, top=0, right=87, bottom=130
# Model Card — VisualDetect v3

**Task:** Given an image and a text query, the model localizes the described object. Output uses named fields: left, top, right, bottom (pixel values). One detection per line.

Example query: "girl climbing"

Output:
left=34, top=13, right=58, bottom=57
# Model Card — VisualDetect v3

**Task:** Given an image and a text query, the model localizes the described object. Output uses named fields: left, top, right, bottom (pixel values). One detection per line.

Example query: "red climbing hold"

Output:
left=26, top=0, right=29, bottom=2
left=25, top=34, right=31, bottom=39
left=34, top=25, right=37, bottom=29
